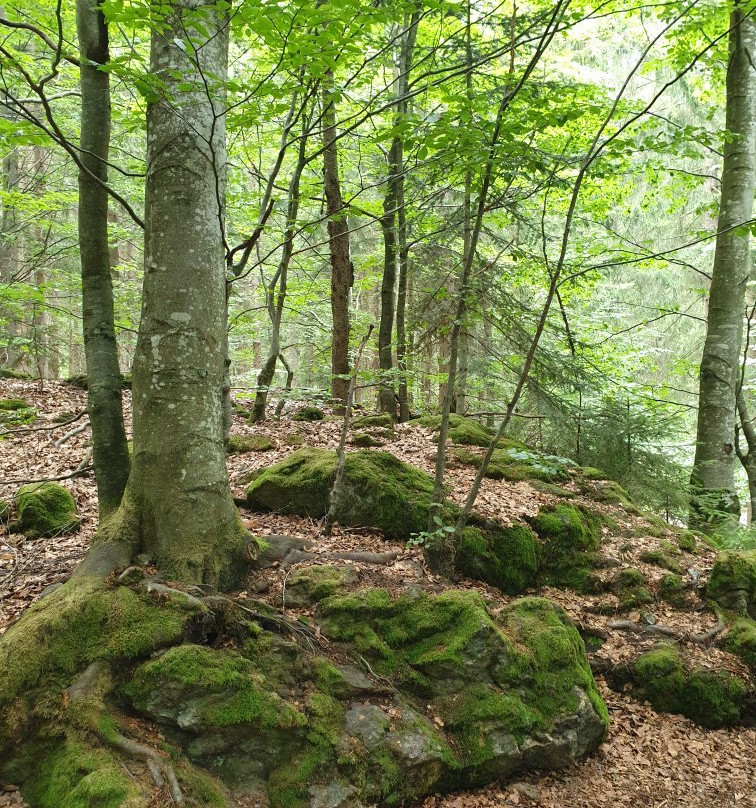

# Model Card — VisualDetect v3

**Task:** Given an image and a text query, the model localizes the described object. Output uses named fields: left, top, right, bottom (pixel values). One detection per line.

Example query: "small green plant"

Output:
left=407, top=511, right=455, bottom=550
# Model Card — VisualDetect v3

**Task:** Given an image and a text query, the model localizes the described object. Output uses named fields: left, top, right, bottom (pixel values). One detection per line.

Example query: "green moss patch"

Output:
left=353, top=413, right=394, bottom=430
left=226, top=433, right=275, bottom=454
left=14, top=482, right=78, bottom=539
left=533, top=504, right=602, bottom=592
left=452, top=446, right=571, bottom=483
left=125, top=644, right=304, bottom=731
left=639, top=548, right=683, bottom=574
left=22, top=735, right=139, bottom=808
left=632, top=645, right=747, bottom=728
left=614, top=568, right=653, bottom=611
left=246, top=448, right=435, bottom=541
left=707, top=550, right=756, bottom=618
left=350, top=431, right=384, bottom=448
left=722, top=618, right=756, bottom=671
left=0, top=580, right=194, bottom=709
left=0, top=398, right=36, bottom=427
left=455, top=520, right=541, bottom=594
left=292, top=406, right=325, bottom=421
left=658, top=573, right=687, bottom=607
left=284, top=433, right=305, bottom=446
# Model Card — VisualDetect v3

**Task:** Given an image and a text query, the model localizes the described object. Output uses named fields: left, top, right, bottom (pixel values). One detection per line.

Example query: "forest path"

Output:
left=0, top=379, right=753, bottom=808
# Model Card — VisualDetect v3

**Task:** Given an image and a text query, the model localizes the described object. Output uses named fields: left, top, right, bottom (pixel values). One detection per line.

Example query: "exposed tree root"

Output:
left=66, top=660, right=184, bottom=804
left=608, top=617, right=727, bottom=644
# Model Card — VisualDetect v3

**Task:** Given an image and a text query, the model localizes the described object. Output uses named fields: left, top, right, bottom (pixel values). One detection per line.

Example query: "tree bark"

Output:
left=322, top=78, right=352, bottom=409
left=75, top=0, right=130, bottom=516
left=80, top=0, right=248, bottom=588
left=691, top=5, right=755, bottom=528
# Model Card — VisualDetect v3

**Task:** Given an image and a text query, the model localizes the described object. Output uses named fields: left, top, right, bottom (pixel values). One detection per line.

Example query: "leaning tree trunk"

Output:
left=80, top=0, right=248, bottom=588
left=322, top=78, right=352, bottom=409
left=76, top=0, right=130, bottom=516
left=690, top=5, right=755, bottom=529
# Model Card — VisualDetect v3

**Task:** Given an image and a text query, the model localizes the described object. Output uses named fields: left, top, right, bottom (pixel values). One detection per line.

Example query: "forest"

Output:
left=0, top=0, right=754, bottom=806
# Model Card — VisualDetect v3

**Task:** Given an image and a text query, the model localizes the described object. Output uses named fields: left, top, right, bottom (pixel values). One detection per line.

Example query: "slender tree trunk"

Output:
left=691, top=6, right=755, bottom=528
left=0, top=150, right=25, bottom=369
left=80, top=0, right=248, bottom=588
left=322, top=78, right=352, bottom=408
left=76, top=0, right=130, bottom=515
left=378, top=13, right=420, bottom=419
left=378, top=159, right=398, bottom=416
left=252, top=117, right=308, bottom=422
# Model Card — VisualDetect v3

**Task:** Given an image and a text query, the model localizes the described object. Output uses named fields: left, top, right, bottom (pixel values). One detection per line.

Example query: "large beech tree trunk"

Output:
left=691, top=5, right=755, bottom=528
left=80, top=0, right=247, bottom=588
left=76, top=0, right=130, bottom=516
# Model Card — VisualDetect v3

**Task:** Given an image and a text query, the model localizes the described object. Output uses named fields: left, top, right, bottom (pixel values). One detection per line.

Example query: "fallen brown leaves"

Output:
left=1, top=381, right=754, bottom=808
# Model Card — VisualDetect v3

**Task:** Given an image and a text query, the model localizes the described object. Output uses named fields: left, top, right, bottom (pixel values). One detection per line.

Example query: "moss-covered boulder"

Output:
left=707, top=550, right=756, bottom=618
left=455, top=519, right=541, bottom=594
left=316, top=588, right=607, bottom=788
left=453, top=447, right=569, bottom=482
left=226, top=433, right=275, bottom=453
left=246, top=448, right=435, bottom=540
left=353, top=413, right=394, bottom=430
left=284, top=565, right=359, bottom=608
left=125, top=644, right=306, bottom=734
left=614, top=568, right=653, bottom=611
left=14, top=482, right=78, bottom=539
left=0, top=398, right=36, bottom=427
left=292, top=406, right=325, bottom=422
left=628, top=645, right=748, bottom=728
left=532, top=504, right=602, bottom=592
left=414, top=414, right=497, bottom=448
left=638, top=548, right=682, bottom=574
left=658, top=573, right=688, bottom=607
left=722, top=617, right=756, bottom=671
left=1, top=573, right=608, bottom=808
left=350, top=430, right=384, bottom=448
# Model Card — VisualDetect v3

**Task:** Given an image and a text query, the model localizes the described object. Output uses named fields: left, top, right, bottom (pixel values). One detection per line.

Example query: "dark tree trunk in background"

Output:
left=691, top=5, right=755, bottom=529
left=322, top=79, right=352, bottom=408
left=75, top=0, right=130, bottom=516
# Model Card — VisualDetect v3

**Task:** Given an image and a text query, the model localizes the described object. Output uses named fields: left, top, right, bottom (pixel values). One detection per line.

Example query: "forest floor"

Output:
left=0, top=378, right=753, bottom=808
